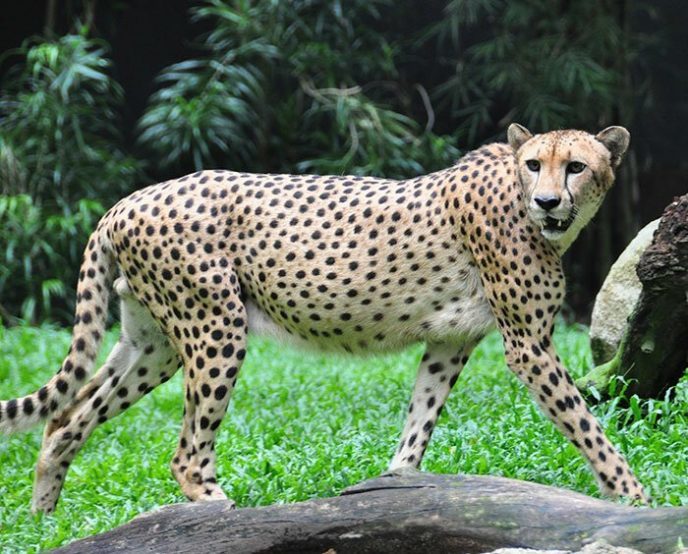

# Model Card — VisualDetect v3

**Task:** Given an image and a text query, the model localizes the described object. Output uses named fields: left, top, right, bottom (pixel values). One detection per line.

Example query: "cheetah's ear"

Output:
left=595, top=126, right=630, bottom=167
left=507, top=123, right=533, bottom=152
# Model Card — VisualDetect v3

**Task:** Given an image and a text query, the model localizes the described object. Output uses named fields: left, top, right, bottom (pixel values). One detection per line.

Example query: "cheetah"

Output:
left=0, top=123, right=648, bottom=513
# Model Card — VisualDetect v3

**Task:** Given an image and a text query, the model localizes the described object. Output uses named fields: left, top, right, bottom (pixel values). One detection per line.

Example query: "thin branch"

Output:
left=414, top=84, right=435, bottom=133
left=344, top=120, right=359, bottom=167
left=299, top=79, right=361, bottom=103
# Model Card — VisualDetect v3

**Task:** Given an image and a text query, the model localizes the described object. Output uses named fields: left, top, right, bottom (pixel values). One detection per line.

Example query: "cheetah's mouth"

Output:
left=542, top=214, right=575, bottom=234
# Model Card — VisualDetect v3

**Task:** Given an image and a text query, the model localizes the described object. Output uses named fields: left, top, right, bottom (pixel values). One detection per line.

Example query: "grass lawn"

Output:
left=1, top=322, right=687, bottom=552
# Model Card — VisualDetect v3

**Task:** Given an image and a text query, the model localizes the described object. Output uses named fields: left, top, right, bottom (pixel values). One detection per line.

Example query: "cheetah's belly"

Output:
left=243, top=258, right=495, bottom=353
left=409, top=284, right=495, bottom=345
left=245, top=298, right=318, bottom=349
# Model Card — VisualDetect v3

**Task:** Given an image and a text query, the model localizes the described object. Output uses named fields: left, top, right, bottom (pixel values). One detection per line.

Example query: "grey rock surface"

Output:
left=486, top=540, right=645, bottom=554
left=589, top=219, right=660, bottom=364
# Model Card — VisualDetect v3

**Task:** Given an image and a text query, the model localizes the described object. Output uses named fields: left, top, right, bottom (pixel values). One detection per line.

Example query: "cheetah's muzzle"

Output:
left=543, top=213, right=575, bottom=233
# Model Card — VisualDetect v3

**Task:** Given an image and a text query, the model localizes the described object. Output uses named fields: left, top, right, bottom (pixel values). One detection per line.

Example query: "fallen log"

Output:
left=53, top=472, right=688, bottom=553
left=578, top=193, right=688, bottom=398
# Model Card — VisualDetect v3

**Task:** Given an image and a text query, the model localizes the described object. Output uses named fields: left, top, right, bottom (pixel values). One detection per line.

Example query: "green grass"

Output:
left=1, top=322, right=688, bottom=552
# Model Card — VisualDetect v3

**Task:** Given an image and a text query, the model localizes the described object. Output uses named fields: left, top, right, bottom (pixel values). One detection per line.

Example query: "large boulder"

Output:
left=589, top=219, right=660, bottom=364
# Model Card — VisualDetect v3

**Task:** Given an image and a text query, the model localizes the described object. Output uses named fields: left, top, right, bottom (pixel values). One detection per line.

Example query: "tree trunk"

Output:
left=52, top=472, right=688, bottom=554
left=44, top=0, right=57, bottom=36
left=578, top=193, right=688, bottom=398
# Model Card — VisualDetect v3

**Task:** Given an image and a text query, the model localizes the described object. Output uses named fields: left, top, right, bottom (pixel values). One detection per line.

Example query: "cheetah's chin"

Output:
left=541, top=227, right=565, bottom=241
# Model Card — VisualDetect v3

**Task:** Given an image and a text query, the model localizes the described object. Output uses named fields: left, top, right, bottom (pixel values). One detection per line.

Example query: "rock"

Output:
left=578, top=542, right=644, bottom=554
left=589, top=219, right=660, bottom=364
left=485, top=548, right=573, bottom=554
left=580, top=194, right=688, bottom=398
left=485, top=540, right=645, bottom=554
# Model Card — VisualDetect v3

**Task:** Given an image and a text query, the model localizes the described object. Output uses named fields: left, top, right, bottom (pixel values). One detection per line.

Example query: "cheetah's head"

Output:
left=507, top=123, right=630, bottom=244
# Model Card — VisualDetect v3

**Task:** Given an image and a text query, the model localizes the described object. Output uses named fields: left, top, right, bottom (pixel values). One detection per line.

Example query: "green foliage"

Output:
left=424, top=0, right=651, bottom=141
left=2, top=323, right=688, bottom=550
left=0, top=1, right=658, bottom=321
left=0, top=195, right=105, bottom=323
left=137, top=0, right=459, bottom=177
left=0, top=32, right=140, bottom=321
left=296, top=87, right=454, bottom=177
left=137, top=59, right=264, bottom=170
left=0, top=32, right=140, bottom=205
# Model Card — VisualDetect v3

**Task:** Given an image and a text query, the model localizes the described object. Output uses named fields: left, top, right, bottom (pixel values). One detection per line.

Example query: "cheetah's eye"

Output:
left=525, top=159, right=540, bottom=172
left=567, top=161, right=586, bottom=174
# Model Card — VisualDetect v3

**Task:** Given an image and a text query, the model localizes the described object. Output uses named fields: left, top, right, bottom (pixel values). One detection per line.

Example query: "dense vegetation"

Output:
left=0, top=0, right=673, bottom=322
left=2, top=323, right=687, bottom=551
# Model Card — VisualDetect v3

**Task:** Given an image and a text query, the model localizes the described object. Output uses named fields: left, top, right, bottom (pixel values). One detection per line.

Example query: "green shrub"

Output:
left=0, top=195, right=105, bottom=323
left=137, top=0, right=459, bottom=178
left=0, top=32, right=141, bottom=322
left=422, top=0, right=648, bottom=141
left=0, top=32, right=141, bottom=205
left=0, top=2, right=656, bottom=321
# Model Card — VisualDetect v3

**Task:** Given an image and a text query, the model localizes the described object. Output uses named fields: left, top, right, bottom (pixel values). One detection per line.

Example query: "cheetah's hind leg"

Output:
left=31, top=278, right=179, bottom=514
left=167, top=263, right=246, bottom=505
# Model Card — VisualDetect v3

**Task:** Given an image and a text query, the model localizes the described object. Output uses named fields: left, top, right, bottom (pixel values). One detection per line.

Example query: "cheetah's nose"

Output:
left=534, top=195, right=561, bottom=211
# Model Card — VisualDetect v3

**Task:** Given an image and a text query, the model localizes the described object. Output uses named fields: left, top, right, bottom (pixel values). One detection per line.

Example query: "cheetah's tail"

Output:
left=0, top=220, right=117, bottom=433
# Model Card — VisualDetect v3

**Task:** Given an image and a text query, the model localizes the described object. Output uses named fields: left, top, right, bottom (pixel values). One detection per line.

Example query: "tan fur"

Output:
left=0, top=125, right=647, bottom=513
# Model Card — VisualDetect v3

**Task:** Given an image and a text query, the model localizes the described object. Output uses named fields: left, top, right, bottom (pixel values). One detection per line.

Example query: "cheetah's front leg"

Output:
left=389, top=341, right=477, bottom=471
left=504, top=342, right=648, bottom=503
